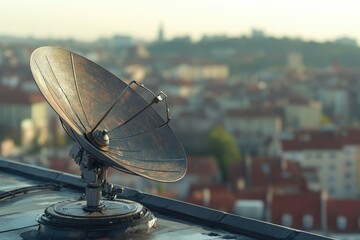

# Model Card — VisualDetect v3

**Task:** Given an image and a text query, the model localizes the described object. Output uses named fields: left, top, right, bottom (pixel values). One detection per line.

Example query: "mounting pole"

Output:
left=69, top=144, right=108, bottom=211
left=83, top=152, right=108, bottom=210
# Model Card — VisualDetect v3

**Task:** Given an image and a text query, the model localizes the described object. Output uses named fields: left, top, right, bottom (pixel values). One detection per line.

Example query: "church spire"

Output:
left=157, top=22, right=164, bottom=43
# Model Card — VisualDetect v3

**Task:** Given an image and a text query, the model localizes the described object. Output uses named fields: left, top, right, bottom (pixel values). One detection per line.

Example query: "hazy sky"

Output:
left=1, top=0, right=359, bottom=42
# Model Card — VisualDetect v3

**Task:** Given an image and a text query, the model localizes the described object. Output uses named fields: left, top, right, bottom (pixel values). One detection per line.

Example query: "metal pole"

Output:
left=69, top=144, right=108, bottom=211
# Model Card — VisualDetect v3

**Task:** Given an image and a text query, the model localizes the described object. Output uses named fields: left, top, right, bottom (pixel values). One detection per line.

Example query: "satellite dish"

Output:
left=29, top=46, right=187, bottom=238
left=30, top=46, right=186, bottom=182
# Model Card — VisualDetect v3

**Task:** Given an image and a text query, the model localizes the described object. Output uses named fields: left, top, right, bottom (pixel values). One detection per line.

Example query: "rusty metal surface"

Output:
left=29, top=46, right=186, bottom=182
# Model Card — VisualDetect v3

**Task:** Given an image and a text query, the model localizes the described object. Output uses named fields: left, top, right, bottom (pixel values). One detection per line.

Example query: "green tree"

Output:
left=207, top=127, right=241, bottom=183
left=320, top=114, right=332, bottom=126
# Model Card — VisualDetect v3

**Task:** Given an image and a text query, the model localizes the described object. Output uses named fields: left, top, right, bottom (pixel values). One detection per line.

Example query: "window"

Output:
left=282, top=171, right=291, bottom=178
left=303, top=214, right=314, bottom=229
left=329, top=164, right=336, bottom=171
left=328, top=175, right=335, bottom=182
left=261, top=163, right=270, bottom=175
left=337, top=216, right=347, bottom=230
left=345, top=172, right=352, bottom=179
left=345, top=160, right=352, bottom=167
left=329, top=187, right=336, bottom=195
left=345, top=148, right=354, bottom=157
left=282, top=214, right=292, bottom=227
left=345, top=184, right=352, bottom=192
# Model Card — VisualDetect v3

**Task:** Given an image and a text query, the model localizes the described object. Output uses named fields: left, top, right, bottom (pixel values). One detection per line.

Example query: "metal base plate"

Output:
left=36, top=199, right=156, bottom=239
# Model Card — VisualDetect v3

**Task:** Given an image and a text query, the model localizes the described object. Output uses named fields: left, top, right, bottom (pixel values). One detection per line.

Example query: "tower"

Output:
left=157, top=22, right=164, bottom=43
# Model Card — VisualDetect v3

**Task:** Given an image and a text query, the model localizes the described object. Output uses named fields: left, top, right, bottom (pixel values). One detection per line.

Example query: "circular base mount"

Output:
left=36, top=199, right=156, bottom=239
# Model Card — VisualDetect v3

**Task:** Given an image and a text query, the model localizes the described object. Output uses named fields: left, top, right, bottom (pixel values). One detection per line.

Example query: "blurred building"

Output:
left=0, top=138, right=16, bottom=157
left=112, top=35, right=133, bottom=47
left=0, top=86, right=48, bottom=147
left=168, top=156, right=220, bottom=200
left=162, top=64, right=229, bottom=81
left=224, top=108, right=282, bottom=155
left=157, top=22, right=165, bottom=43
left=186, top=184, right=234, bottom=212
left=271, top=192, right=360, bottom=238
left=126, top=44, right=150, bottom=60
left=270, top=191, right=323, bottom=233
left=186, top=157, right=316, bottom=221
left=228, top=157, right=313, bottom=193
left=287, top=51, right=305, bottom=74
left=334, top=37, right=357, bottom=47
left=318, top=86, right=349, bottom=121
left=281, top=129, right=360, bottom=198
left=175, top=110, right=214, bottom=152
left=161, top=79, right=197, bottom=98
left=284, top=98, right=322, bottom=130
left=251, top=29, right=266, bottom=38
left=327, top=199, right=360, bottom=238
left=124, top=64, right=149, bottom=82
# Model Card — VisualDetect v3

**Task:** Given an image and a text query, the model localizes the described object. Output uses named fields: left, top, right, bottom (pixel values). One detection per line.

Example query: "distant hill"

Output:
left=148, top=36, right=360, bottom=73
left=2, top=34, right=360, bottom=73
left=0, top=35, right=86, bottom=46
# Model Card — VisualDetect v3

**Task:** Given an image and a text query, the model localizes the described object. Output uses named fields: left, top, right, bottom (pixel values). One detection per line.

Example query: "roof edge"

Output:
left=0, top=158, right=333, bottom=240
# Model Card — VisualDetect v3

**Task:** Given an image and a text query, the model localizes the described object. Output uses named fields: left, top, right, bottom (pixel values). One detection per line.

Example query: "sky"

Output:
left=1, top=0, right=360, bottom=42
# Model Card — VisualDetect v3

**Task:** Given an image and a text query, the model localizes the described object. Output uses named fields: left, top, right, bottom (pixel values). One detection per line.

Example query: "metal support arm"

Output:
left=69, top=144, right=112, bottom=211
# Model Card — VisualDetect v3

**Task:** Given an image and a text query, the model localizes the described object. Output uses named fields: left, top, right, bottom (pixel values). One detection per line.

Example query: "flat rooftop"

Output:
left=0, top=158, right=332, bottom=240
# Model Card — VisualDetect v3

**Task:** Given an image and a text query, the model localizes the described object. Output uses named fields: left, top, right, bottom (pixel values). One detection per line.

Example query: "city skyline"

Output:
left=1, top=0, right=359, bottom=42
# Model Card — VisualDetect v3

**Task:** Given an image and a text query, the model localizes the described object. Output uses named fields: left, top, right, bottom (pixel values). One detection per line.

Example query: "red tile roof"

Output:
left=282, top=129, right=360, bottom=151
left=228, top=160, right=246, bottom=189
left=186, top=184, right=234, bottom=212
left=0, top=85, right=45, bottom=105
left=287, top=95, right=311, bottom=105
left=327, top=199, right=360, bottom=233
left=233, top=189, right=267, bottom=203
left=188, top=183, right=231, bottom=196
left=226, top=108, right=278, bottom=118
left=186, top=156, right=219, bottom=181
left=270, top=192, right=322, bottom=230
left=149, top=190, right=178, bottom=199
left=250, top=157, right=307, bottom=192
left=228, top=157, right=309, bottom=193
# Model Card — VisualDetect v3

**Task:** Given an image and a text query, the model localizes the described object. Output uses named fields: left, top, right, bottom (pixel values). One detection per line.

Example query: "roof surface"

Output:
left=282, top=129, right=360, bottom=151
left=0, top=158, right=332, bottom=240
left=0, top=86, right=45, bottom=105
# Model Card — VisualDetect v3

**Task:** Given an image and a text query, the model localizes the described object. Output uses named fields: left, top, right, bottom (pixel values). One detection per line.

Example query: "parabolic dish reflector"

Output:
left=30, top=46, right=186, bottom=182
